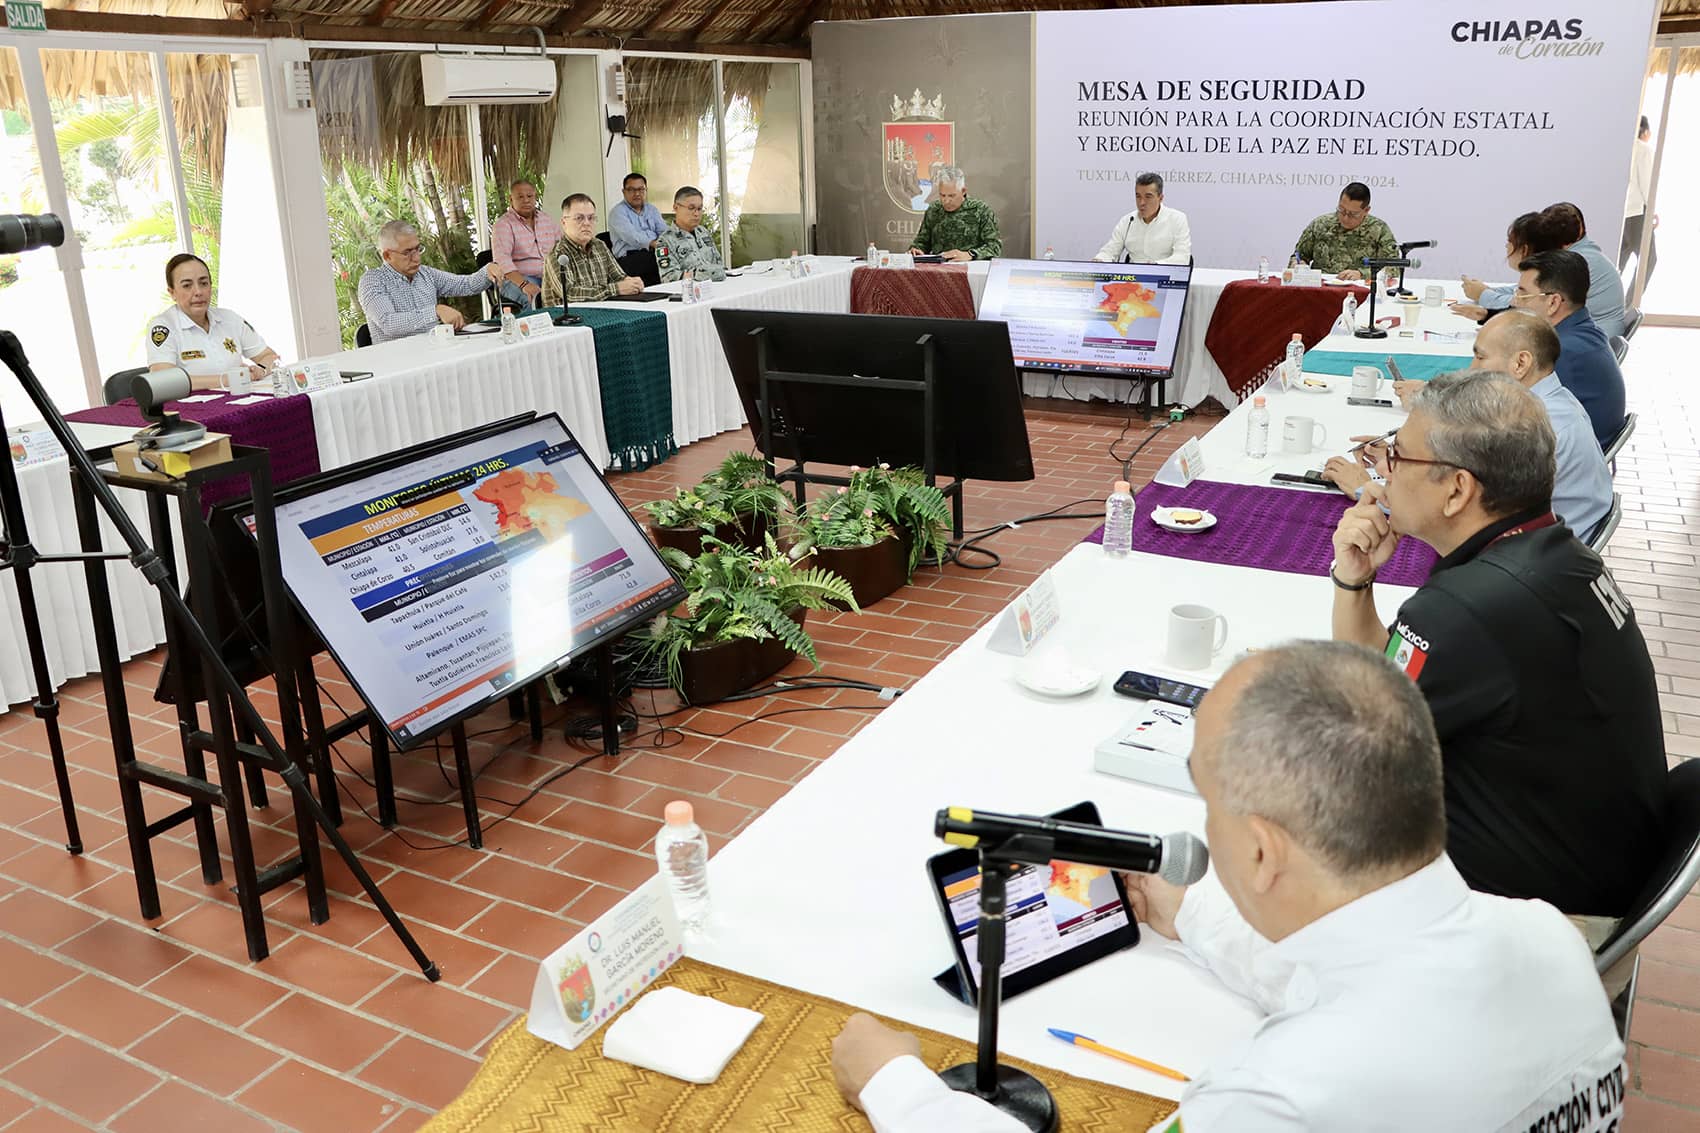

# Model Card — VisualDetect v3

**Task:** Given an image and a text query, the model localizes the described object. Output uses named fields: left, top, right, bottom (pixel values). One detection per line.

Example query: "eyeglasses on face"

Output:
left=392, top=244, right=423, bottom=258
left=1336, top=205, right=1367, bottom=221
left=1385, top=437, right=1478, bottom=480
left=568, top=213, right=597, bottom=225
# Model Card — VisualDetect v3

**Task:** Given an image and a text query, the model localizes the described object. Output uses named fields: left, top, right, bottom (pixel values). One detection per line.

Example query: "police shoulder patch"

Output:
left=150, top=325, right=170, bottom=347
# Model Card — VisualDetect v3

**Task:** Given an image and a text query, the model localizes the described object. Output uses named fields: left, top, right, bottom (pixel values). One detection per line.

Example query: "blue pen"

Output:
left=1047, top=1027, right=1190, bottom=1081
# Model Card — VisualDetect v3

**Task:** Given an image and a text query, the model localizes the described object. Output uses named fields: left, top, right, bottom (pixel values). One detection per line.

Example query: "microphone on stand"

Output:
left=1390, top=241, right=1435, bottom=297
left=552, top=255, right=581, bottom=326
left=935, top=808, right=1209, bottom=885
left=931, top=807, right=1210, bottom=1132
left=1357, top=256, right=1425, bottom=337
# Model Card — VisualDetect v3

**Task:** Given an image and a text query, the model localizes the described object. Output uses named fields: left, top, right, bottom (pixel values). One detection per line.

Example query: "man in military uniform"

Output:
left=656, top=186, right=725, bottom=284
left=907, top=166, right=1002, bottom=262
left=1293, top=181, right=1398, bottom=279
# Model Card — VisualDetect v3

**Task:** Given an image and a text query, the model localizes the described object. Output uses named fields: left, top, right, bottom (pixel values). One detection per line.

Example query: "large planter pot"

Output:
left=649, top=513, right=771, bottom=558
left=811, top=533, right=911, bottom=610
left=676, top=608, right=806, bottom=705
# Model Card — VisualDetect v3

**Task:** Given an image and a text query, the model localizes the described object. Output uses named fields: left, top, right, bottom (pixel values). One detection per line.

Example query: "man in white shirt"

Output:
left=1093, top=173, right=1192, bottom=265
left=356, top=219, right=502, bottom=344
left=1620, top=115, right=1657, bottom=290
left=831, top=641, right=1624, bottom=1132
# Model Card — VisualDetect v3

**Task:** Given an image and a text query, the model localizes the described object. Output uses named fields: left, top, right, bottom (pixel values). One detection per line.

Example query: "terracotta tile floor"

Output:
left=2, top=339, right=1698, bottom=1130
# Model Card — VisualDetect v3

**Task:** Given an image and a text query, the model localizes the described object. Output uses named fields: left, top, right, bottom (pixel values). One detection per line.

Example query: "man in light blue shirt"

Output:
left=356, top=220, right=500, bottom=344
left=1469, top=309, right=1611, bottom=540
left=1512, top=249, right=1626, bottom=447
left=1469, top=203, right=1626, bottom=339
left=608, top=173, right=667, bottom=258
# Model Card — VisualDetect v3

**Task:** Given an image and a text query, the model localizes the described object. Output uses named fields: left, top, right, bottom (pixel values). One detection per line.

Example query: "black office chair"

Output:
left=1594, top=759, right=1700, bottom=1038
left=475, top=248, right=494, bottom=269
left=1603, top=412, right=1637, bottom=474
left=1624, top=306, right=1644, bottom=340
left=596, top=231, right=613, bottom=250
left=618, top=248, right=661, bottom=287
left=103, top=366, right=148, bottom=405
left=1609, top=334, right=1629, bottom=364
left=1586, top=492, right=1622, bottom=554
left=355, top=323, right=373, bottom=348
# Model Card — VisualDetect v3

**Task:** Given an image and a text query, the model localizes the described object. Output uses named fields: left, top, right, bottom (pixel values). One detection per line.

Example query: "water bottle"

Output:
left=681, top=268, right=695, bottom=304
left=788, top=249, right=800, bottom=278
left=1102, top=480, right=1135, bottom=558
left=656, top=800, right=710, bottom=933
left=1285, top=333, right=1305, bottom=383
left=1246, top=395, right=1270, bottom=458
left=500, top=308, right=516, bottom=344
left=1043, top=245, right=1056, bottom=261
left=866, top=241, right=879, bottom=266
left=1344, top=293, right=1358, bottom=324
left=1257, top=255, right=1269, bottom=283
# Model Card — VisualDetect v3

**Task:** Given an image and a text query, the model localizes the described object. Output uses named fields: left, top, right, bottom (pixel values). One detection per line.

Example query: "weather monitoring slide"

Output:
left=269, top=418, right=678, bottom=746
left=979, top=259, right=1193, bottom=376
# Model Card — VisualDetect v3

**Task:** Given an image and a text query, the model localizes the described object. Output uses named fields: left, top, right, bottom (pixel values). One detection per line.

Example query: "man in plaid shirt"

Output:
left=357, top=219, right=501, bottom=343
left=543, top=194, right=645, bottom=306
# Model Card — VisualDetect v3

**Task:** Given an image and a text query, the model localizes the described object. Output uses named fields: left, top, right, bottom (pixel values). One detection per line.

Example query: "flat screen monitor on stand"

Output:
left=978, top=258, right=1194, bottom=414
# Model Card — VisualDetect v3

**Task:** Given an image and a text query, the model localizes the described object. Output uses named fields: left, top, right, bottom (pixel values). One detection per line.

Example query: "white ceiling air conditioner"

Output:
left=421, top=54, right=557, bottom=106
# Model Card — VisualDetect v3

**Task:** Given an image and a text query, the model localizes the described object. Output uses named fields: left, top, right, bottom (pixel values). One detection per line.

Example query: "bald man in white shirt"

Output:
left=1093, top=172, right=1192, bottom=265
left=831, top=641, right=1625, bottom=1133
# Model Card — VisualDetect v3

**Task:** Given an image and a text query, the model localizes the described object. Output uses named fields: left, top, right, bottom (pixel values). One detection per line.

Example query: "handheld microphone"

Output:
left=936, top=807, right=1209, bottom=886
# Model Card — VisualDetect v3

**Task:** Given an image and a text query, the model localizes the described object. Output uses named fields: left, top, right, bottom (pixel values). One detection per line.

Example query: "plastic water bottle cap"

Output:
left=1254, top=396, right=1267, bottom=407
left=1291, top=333, right=1303, bottom=341
left=1113, top=480, right=1131, bottom=493
left=664, top=800, right=695, bottom=826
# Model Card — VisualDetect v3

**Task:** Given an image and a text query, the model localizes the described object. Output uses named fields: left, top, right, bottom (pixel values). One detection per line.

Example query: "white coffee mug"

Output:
left=1169, top=604, right=1229, bottom=670
left=1424, top=284, right=1444, bottom=307
left=220, top=367, right=251, bottom=395
left=1349, top=365, right=1382, bottom=399
left=1283, top=415, right=1328, bottom=454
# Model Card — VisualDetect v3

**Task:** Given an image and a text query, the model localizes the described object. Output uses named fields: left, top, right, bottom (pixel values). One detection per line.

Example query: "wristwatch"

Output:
left=1329, top=559, right=1375, bottom=591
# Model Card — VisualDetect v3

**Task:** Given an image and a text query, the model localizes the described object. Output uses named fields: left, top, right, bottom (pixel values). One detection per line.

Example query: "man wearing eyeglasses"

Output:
left=1293, top=182, right=1398, bottom=280
left=357, top=219, right=503, bottom=344
left=1329, top=371, right=1664, bottom=981
left=1509, top=248, right=1626, bottom=446
left=656, top=186, right=726, bottom=284
left=542, top=194, right=643, bottom=306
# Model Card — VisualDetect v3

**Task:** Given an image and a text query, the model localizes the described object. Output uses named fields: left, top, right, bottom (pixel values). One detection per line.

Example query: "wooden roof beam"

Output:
left=636, top=0, right=692, bottom=38
left=469, top=0, right=518, bottom=27
left=775, top=0, right=832, bottom=42
left=550, top=0, right=607, bottom=35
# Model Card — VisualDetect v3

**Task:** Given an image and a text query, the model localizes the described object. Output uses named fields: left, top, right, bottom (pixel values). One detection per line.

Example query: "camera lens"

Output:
left=0, top=214, right=66, bottom=256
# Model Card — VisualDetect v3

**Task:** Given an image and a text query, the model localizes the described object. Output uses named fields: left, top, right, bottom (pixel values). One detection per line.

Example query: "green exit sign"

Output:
left=5, top=1, right=46, bottom=31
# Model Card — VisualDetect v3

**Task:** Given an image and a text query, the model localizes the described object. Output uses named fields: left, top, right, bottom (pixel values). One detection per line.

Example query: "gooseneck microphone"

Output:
left=936, top=807, right=1209, bottom=886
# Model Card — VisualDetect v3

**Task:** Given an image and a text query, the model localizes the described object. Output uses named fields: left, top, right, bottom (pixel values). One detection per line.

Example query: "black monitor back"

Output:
left=710, top=308, right=1034, bottom=483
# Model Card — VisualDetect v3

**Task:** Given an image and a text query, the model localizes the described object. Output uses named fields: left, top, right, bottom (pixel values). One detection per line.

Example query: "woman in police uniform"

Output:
left=145, top=253, right=279, bottom=389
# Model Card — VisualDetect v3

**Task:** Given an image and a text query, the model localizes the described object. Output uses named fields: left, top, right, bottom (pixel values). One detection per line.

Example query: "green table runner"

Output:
left=545, top=306, right=677, bottom=473
left=1304, top=349, right=1470, bottom=382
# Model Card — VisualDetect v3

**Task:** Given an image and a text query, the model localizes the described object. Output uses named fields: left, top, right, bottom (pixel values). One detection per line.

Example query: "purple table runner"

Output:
left=68, top=391, right=320, bottom=508
left=1084, top=479, right=1438, bottom=588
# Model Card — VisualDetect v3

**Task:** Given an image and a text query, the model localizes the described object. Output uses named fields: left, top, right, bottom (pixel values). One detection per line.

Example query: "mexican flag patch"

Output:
left=1385, top=628, right=1428, bottom=679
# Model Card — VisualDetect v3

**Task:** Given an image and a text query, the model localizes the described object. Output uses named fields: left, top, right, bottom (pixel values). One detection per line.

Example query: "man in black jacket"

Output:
left=1329, top=370, right=1663, bottom=938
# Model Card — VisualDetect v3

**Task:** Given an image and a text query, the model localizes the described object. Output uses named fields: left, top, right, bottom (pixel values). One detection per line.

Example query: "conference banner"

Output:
left=1033, top=0, right=1660, bottom=275
left=812, top=1, right=1659, bottom=276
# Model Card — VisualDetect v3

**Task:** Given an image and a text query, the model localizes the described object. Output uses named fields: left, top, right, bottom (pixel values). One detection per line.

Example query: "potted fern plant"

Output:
left=790, top=464, right=950, bottom=609
left=644, top=452, right=789, bottom=557
left=640, top=535, right=857, bottom=704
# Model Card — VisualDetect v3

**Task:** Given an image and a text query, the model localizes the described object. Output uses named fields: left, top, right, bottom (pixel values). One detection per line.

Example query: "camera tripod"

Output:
left=0, top=329, right=438, bottom=979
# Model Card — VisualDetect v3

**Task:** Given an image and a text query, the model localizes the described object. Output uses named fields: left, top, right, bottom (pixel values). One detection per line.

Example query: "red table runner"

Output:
left=1203, top=278, right=1370, bottom=400
left=849, top=264, right=976, bottom=320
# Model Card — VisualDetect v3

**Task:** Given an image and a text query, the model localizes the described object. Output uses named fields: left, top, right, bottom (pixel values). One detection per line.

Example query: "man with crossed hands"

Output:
left=1330, top=371, right=1664, bottom=979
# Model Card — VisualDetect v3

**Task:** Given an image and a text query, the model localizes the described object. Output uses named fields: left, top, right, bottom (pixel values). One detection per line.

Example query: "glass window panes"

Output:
left=721, top=61, right=805, bottom=265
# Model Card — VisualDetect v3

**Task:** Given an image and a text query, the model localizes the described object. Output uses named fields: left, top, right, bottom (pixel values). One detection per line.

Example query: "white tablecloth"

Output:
left=305, top=324, right=608, bottom=473
left=0, top=426, right=173, bottom=711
